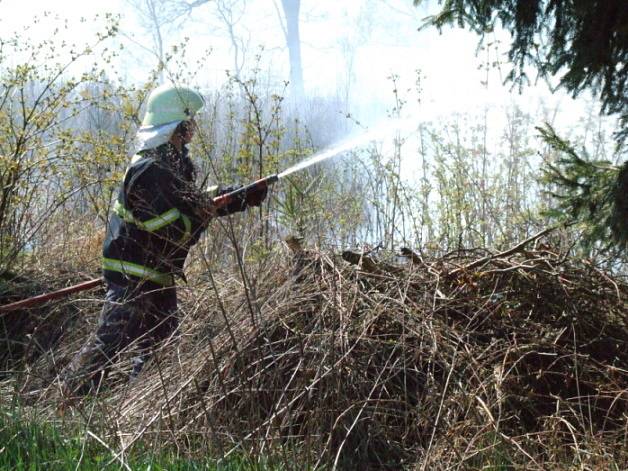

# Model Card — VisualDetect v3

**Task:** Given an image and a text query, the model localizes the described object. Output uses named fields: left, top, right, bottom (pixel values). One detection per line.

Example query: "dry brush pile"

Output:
left=3, top=240, right=628, bottom=470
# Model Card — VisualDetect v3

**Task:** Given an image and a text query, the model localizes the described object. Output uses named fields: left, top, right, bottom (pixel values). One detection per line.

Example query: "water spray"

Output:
left=279, top=119, right=409, bottom=179
left=213, top=117, right=414, bottom=209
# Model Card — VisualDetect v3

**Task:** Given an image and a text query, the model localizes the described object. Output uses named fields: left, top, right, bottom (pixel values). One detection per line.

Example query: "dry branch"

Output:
left=3, top=240, right=627, bottom=470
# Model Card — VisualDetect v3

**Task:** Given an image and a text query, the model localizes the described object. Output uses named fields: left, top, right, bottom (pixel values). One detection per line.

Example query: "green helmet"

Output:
left=141, top=85, right=205, bottom=127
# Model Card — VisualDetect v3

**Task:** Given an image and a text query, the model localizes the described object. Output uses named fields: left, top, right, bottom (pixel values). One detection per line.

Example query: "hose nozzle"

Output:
left=212, top=174, right=278, bottom=209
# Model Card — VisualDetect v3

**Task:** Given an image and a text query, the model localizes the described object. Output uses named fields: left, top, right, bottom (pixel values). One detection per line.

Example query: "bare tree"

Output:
left=274, top=0, right=304, bottom=99
left=130, top=0, right=251, bottom=79
left=336, top=2, right=376, bottom=108
left=213, top=0, right=250, bottom=78
left=125, top=0, right=175, bottom=82
left=129, top=0, right=304, bottom=97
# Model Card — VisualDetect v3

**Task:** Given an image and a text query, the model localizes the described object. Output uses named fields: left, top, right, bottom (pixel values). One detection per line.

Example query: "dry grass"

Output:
left=2, top=240, right=627, bottom=470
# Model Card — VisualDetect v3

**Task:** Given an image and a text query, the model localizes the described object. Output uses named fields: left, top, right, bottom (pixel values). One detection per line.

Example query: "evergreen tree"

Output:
left=539, top=124, right=627, bottom=251
left=417, top=0, right=628, bottom=144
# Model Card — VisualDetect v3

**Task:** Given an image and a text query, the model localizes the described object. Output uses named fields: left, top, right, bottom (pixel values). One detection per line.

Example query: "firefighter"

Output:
left=61, top=85, right=266, bottom=396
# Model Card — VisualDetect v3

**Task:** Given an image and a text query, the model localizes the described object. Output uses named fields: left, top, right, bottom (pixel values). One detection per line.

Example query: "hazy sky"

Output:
left=2, top=0, right=607, bottom=140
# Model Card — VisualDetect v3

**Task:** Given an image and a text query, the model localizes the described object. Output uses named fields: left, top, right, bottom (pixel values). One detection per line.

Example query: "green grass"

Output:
left=0, top=409, right=281, bottom=470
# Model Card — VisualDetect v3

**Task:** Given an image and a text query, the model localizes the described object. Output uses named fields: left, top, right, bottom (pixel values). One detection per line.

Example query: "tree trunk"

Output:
left=280, top=0, right=304, bottom=99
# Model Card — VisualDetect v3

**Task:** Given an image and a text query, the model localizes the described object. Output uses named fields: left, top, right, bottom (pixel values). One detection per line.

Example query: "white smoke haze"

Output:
left=2, top=0, right=618, bottom=173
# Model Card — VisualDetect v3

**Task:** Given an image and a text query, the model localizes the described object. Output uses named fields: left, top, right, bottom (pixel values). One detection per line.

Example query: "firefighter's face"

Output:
left=182, top=118, right=197, bottom=143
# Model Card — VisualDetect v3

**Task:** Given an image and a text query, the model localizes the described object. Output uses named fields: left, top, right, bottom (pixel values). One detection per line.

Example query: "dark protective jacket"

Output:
left=102, top=142, right=244, bottom=288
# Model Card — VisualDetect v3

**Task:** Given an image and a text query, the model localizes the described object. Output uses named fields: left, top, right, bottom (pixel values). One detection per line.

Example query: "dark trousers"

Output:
left=62, top=280, right=178, bottom=395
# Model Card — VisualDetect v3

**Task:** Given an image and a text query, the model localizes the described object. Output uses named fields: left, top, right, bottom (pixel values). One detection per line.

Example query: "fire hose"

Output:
left=0, top=174, right=278, bottom=314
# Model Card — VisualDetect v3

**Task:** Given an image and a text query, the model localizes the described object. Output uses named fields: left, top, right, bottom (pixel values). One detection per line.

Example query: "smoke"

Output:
left=277, top=117, right=419, bottom=178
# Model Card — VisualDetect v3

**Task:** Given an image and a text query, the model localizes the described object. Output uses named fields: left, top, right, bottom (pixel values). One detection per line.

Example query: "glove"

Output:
left=215, top=184, right=247, bottom=216
left=245, top=185, right=268, bottom=207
